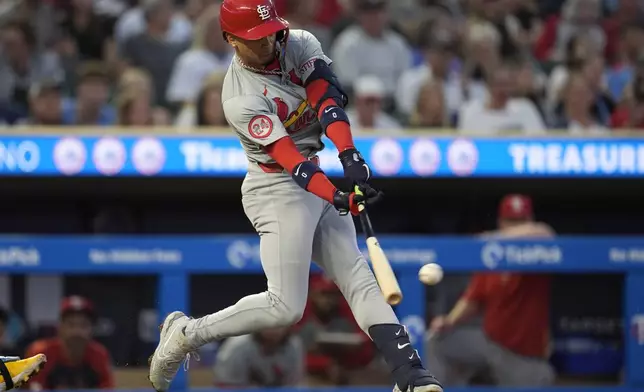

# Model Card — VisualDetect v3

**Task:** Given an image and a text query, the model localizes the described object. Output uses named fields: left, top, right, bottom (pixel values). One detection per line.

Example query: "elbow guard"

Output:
left=292, top=160, right=323, bottom=190
left=305, top=59, right=349, bottom=111
left=319, top=105, right=350, bottom=133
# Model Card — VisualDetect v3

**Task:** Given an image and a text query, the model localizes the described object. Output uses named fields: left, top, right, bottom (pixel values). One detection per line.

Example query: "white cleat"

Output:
left=394, top=385, right=444, bottom=392
left=148, top=311, right=197, bottom=392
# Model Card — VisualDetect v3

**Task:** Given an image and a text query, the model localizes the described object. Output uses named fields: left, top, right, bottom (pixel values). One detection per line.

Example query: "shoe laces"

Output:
left=182, top=351, right=200, bottom=371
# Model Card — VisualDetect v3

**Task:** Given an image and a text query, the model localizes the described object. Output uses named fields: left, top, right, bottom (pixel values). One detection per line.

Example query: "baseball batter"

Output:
left=148, top=1, right=442, bottom=392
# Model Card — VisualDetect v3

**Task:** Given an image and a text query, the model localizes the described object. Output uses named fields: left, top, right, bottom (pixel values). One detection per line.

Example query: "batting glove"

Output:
left=332, top=184, right=383, bottom=216
left=339, top=148, right=371, bottom=184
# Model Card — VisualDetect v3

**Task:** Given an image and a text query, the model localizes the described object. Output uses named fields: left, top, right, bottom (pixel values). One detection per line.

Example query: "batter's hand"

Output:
left=332, top=184, right=383, bottom=216
left=339, top=148, right=371, bottom=184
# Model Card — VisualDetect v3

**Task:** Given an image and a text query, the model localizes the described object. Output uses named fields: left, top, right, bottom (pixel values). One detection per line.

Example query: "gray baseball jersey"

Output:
left=222, top=30, right=331, bottom=164
left=184, top=29, right=400, bottom=356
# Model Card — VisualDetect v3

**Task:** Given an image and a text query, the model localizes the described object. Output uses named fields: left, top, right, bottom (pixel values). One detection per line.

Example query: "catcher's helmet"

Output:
left=220, top=0, right=289, bottom=41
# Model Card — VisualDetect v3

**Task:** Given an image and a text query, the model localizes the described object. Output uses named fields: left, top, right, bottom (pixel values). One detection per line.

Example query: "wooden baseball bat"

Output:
left=354, top=186, right=403, bottom=305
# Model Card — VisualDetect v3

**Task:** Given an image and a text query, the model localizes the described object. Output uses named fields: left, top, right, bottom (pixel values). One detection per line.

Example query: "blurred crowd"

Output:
left=0, top=0, right=642, bottom=133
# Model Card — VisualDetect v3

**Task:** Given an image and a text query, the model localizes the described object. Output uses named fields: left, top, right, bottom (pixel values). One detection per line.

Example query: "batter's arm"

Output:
left=293, top=31, right=354, bottom=153
left=223, top=95, right=339, bottom=204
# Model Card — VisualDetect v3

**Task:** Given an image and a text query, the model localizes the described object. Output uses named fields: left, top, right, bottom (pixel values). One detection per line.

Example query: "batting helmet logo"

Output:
left=256, top=4, right=271, bottom=20
left=220, top=0, right=289, bottom=41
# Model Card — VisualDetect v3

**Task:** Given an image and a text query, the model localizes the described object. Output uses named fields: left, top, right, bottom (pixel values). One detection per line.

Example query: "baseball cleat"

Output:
left=148, top=311, right=198, bottom=392
left=0, top=354, right=47, bottom=392
left=393, top=370, right=443, bottom=392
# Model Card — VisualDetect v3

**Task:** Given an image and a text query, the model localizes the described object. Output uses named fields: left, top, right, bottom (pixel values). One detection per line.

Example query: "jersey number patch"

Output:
left=248, top=115, right=273, bottom=139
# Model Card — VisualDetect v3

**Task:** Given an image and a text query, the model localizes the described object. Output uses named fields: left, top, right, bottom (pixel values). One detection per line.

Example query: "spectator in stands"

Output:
left=505, top=0, right=542, bottom=55
left=0, top=103, right=27, bottom=127
left=458, top=64, right=546, bottom=135
left=114, top=0, right=192, bottom=49
left=183, top=0, right=219, bottom=23
left=346, top=75, right=402, bottom=133
left=117, top=67, right=154, bottom=98
left=330, top=0, right=412, bottom=107
left=545, top=34, right=592, bottom=116
left=0, top=20, right=64, bottom=111
left=117, top=87, right=170, bottom=126
left=26, top=296, right=114, bottom=390
left=602, top=0, right=644, bottom=65
left=166, top=5, right=232, bottom=107
left=27, top=79, right=63, bottom=126
left=535, top=0, right=605, bottom=62
left=611, top=73, right=644, bottom=130
left=605, top=24, right=644, bottom=101
left=558, top=73, right=608, bottom=133
left=408, top=80, right=450, bottom=128
left=428, top=194, right=555, bottom=387
left=3, top=0, right=60, bottom=49
left=581, top=56, right=616, bottom=126
left=295, top=275, right=376, bottom=385
left=465, top=0, right=521, bottom=61
left=396, top=27, right=476, bottom=122
left=282, top=0, right=331, bottom=53
left=514, top=58, right=547, bottom=119
left=461, top=12, right=501, bottom=99
left=213, top=327, right=304, bottom=387
left=61, top=62, right=115, bottom=125
left=58, top=0, right=117, bottom=63
left=120, top=0, right=190, bottom=109
left=175, top=73, right=227, bottom=128
left=117, top=88, right=153, bottom=126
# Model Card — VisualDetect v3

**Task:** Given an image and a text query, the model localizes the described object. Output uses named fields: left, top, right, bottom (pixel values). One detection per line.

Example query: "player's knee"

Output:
left=279, top=306, right=304, bottom=325
left=267, top=291, right=306, bottom=326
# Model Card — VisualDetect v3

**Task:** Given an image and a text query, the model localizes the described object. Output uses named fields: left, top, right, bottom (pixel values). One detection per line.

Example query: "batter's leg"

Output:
left=149, top=175, right=323, bottom=392
left=312, top=203, right=442, bottom=392
left=185, top=177, right=325, bottom=345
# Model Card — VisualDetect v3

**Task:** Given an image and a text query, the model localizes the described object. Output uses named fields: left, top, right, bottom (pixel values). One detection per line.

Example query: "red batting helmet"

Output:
left=220, top=0, right=289, bottom=41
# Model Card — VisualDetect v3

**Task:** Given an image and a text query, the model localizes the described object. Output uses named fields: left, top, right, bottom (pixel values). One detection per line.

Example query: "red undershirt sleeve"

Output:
left=265, top=136, right=337, bottom=203
left=305, top=79, right=355, bottom=153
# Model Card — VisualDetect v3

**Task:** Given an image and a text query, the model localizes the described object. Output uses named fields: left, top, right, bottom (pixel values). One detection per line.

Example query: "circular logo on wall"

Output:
left=53, top=137, right=86, bottom=175
left=132, top=137, right=166, bottom=175
left=370, top=138, right=403, bottom=176
left=447, top=138, right=478, bottom=176
left=409, top=139, right=441, bottom=176
left=93, top=137, right=126, bottom=176
left=481, top=242, right=504, bottom=270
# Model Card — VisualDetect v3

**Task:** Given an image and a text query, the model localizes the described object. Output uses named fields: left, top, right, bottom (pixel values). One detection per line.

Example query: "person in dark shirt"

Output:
left=58, top=0, right=116, bottom=61
left=25, top=296, right=114, bottom=390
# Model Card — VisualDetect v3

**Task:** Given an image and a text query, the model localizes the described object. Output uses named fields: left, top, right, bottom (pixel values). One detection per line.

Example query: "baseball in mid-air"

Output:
left=418, top=263, right=443, bottom=285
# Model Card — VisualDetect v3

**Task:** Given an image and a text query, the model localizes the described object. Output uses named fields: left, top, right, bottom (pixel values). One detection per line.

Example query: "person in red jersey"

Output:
left=25, top=296, right=114, bottom=390
left=295, top=274, right=375, bottom=385
left=428, top=194, right=555, bottom=387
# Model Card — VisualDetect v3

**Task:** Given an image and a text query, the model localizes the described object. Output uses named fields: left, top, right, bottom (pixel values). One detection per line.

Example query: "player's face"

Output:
left=59, top=313, right=93, bottom=346
left=311, top=290, right=340, bottom=314
left=230, top=34, right=277, bottom=67
left=498, top=217, right=532, bottom=229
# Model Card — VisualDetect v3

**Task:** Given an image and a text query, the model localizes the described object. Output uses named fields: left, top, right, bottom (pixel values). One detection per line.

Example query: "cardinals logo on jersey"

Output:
left=272, top=97, right=315, bottom=133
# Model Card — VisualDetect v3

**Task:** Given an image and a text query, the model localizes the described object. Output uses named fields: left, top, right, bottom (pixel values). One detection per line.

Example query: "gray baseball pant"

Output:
left=184, top=166, right=399, bottom=346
